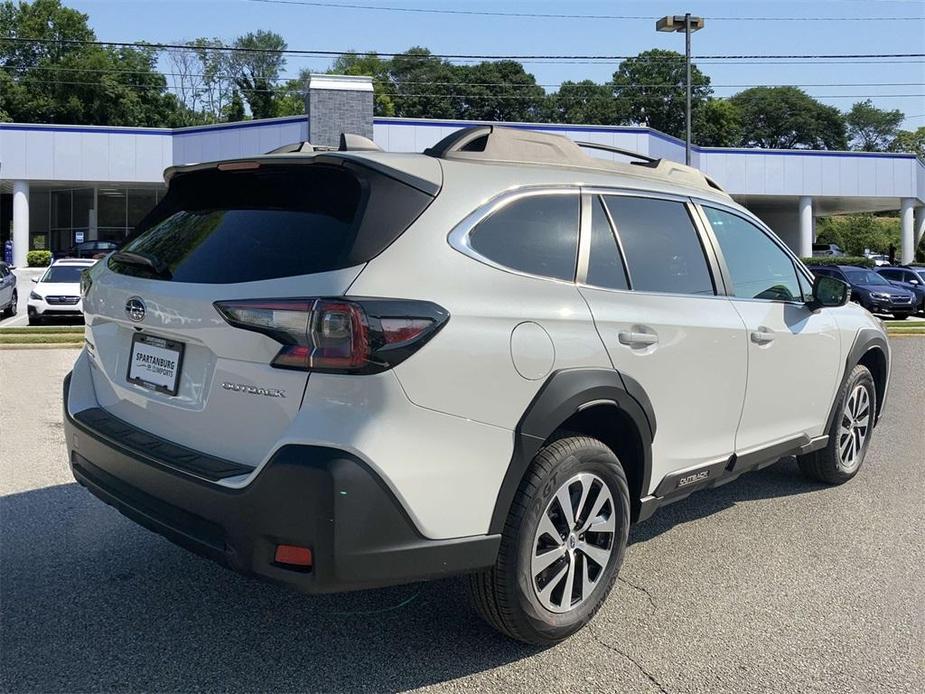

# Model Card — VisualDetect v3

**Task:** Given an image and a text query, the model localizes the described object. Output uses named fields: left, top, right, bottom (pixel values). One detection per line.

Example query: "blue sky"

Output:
left=65, top=0, right=925, bottom=128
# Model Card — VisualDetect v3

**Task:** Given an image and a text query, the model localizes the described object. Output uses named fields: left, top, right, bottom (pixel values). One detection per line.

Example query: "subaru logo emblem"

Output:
left=125, top=296, right=146, bottom=322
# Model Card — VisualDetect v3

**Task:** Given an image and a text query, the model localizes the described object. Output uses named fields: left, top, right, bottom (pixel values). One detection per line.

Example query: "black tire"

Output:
left=797, top=364, right=876, bottom=485
left=892, top=313, right=909, bottom=320
left=27, top=313, right=42, bottom=326
left=467, top=435, right=630, bottom=645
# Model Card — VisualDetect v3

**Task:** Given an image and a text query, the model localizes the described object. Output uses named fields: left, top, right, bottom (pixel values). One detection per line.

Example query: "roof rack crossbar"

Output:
left=574, top=141, right=660, bottom=168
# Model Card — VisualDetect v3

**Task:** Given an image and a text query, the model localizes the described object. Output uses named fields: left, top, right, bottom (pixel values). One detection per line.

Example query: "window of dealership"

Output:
left=20, top=185, right=164, bottom=254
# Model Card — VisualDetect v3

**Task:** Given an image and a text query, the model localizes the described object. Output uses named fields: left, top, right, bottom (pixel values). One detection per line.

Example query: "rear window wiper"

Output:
left=111, top=251, right=172, bottom=279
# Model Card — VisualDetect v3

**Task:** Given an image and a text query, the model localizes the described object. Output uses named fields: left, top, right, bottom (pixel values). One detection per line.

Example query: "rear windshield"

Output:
left=41, top=266, right=87, bottom=283
left=109, top=163, right=433, bottom=284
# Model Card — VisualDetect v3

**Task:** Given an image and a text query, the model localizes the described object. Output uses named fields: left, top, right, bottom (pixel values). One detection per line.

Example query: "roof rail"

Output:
left=424, top=125, right=726, bottom=194
left=574, top=141, right=660, bottom=168
left=339, top=133, right=383, bottom=152
left=265, top=141, right=335, bottom=154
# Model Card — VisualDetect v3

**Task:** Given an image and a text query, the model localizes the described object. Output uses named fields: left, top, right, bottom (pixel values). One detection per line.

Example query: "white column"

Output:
left=914, top=205, right=925, bottom=250
left=799, top=196, right=813, bottom=258
left=12, top=180, right=29, bottom=268
left=900, top=198, right=914, bottom=264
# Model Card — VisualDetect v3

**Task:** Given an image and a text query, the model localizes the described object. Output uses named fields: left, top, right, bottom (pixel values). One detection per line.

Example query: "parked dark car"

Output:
left=876, top=266, right=925, bottom=314
left=813, top=265, right=917, bottom=318
left=812, top=243, right=846, bottom=257
left=62, top=240, right=120, bottom=259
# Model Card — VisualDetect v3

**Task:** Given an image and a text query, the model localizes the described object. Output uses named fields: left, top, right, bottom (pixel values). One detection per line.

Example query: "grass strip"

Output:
left=0, top=334, right=85, bottom=344
left=0, top=326, right=85, bottom=335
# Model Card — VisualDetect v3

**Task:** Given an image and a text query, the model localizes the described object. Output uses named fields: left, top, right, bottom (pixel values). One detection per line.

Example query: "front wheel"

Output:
left=467, top=435, right=630, bottom=645
left=798, top=364, right=876, bottom=484
left=891, top=313, right=909, bottom=320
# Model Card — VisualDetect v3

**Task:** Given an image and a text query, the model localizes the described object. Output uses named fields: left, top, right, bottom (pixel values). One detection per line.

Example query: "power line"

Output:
left=3, top=65, right=922, bottom=90
left=240, top=0, right=925, bottom=22
left=2, top=37, right=923, bottom=62
left=9, top=76, right=925, bottom=101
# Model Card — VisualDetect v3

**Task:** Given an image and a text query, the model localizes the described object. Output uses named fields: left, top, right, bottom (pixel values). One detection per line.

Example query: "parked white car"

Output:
left=64, top=127, right=890, bottom=645
left=28, top=258, right=96, bottom=325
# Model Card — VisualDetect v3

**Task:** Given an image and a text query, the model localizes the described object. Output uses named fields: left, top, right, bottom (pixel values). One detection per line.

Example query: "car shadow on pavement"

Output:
left=0, top=483, right=538, bottom=693
left=630, top=456, right=828, bottom=544
left=1, top=457, right=823, bottom=693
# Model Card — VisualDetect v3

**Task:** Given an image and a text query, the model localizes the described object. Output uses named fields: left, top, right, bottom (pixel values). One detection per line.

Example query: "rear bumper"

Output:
left=63, top=373, right=500, bottom=593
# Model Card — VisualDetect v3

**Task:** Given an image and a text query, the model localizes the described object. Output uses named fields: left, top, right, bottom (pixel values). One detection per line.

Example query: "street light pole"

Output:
left=656, top=13, right=705, bottom=166
left=685, top=13, right=692, bottom=166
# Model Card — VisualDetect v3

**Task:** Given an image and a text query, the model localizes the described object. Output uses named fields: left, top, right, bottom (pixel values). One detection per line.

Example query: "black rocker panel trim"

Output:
left=825, top=328, right=889, bottom=433
left=639, top=433, right=828, bottom=521
left=489, top=367, right=654, bottom=534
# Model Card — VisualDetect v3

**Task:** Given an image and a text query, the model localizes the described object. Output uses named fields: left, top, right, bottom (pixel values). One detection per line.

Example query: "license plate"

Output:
left=126, top=333, right=185, bottom=396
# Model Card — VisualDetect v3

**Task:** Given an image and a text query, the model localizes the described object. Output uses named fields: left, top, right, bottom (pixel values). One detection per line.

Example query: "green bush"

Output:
left=801, top=256, right=874, bottom=268
left=26, top=250, right=52, bottom=267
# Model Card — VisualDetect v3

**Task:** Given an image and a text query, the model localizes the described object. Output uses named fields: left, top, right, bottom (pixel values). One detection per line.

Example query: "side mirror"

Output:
left=808, top=275, right=849, bottom=310
left=31, top=277, right=39, bottom=283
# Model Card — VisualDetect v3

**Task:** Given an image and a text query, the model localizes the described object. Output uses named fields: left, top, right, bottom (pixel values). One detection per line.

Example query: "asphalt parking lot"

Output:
left=1, top=341, right=923, bottom=694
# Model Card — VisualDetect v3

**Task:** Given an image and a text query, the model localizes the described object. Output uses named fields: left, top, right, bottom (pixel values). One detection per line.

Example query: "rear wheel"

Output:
left=467, top=435, right=630, bottom=645
left=798, top=364, right=876, bottom=484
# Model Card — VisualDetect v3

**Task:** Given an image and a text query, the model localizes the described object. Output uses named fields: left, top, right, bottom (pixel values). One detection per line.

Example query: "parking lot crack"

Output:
left=588, top=624, right=670, bottom=694
left=618, top=575, right=658, bottom=613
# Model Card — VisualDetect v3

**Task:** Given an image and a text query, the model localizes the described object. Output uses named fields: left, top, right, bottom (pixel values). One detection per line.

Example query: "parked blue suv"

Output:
left=812, top=265, right=917, bottom=319
left=875, top=266, right=925, bottom=315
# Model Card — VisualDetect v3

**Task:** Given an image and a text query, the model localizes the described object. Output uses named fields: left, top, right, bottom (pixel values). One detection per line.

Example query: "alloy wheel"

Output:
left=531, top=472, right=615, bottom=613
left=838, top=384, right=870, bottom=473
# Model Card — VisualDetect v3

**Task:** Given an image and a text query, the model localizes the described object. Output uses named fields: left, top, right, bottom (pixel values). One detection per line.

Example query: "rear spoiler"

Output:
left=164, top=151, right=441, bottom=197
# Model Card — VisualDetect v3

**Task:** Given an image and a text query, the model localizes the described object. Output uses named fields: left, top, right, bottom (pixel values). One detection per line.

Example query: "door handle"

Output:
left=618, top=331, right=658, bottom=347
left=750, top=328, right=775, bottom=345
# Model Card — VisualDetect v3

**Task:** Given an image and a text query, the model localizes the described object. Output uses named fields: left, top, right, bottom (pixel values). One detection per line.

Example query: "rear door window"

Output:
left=468, top=194, right=579, bottom=282
left=109, top=164, right=433, bottom=284
left=585, top=196, right=629, bottom=290
left=603, top=196, right=714, bottom=295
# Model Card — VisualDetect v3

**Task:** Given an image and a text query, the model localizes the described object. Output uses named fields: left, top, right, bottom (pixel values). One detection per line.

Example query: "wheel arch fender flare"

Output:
left=488, top=368, right=655, bottom=533
left=827, top=328, right=890, bottom=432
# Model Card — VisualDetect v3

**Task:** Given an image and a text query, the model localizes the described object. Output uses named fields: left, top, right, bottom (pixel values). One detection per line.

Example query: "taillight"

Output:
left=214, top=297, right=449, bottom=374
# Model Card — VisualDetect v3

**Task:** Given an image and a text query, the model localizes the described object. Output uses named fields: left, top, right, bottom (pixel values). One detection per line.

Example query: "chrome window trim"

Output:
left=693, top=199, right=815, bottom=306
left=447, top=186, right=582, bottom=286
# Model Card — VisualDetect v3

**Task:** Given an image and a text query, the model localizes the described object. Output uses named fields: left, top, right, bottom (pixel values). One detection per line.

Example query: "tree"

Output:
left=389, top=47, right=460, bottom=120
left=815, top=214, right=900, bottom=256
left=1, top=0, right=183, bottom=126
left=455, top=60, right=546, bottom=122
left=693, top=99, right=741, bottom=147
left=194, top=39, right=234, bottom=122
left=730, top=87, right=847, bottom=150
left=889, top=127, right=925, bottom=159
left=229, top=30, right=286, bottom=119
left=545, top=80, right=622, bottom=125
left=224, top=90, right=245, bottom=122
left=329, top=52, right=395, bottom=116
left=611, top=49, right=712, bottom=138
left=846, top=99, right=903, bottom=151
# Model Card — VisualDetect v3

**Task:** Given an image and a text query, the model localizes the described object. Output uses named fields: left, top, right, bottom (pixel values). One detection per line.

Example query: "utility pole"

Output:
left=656, top=14, right=705, bottom=166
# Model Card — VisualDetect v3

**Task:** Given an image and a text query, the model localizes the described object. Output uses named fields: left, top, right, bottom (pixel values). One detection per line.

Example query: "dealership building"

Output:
left=2, top=74, right=924, bottom=268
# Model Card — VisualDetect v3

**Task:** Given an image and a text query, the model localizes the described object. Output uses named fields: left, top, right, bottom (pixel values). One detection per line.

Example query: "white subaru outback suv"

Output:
left=64, top=126, right=890, bottom=645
